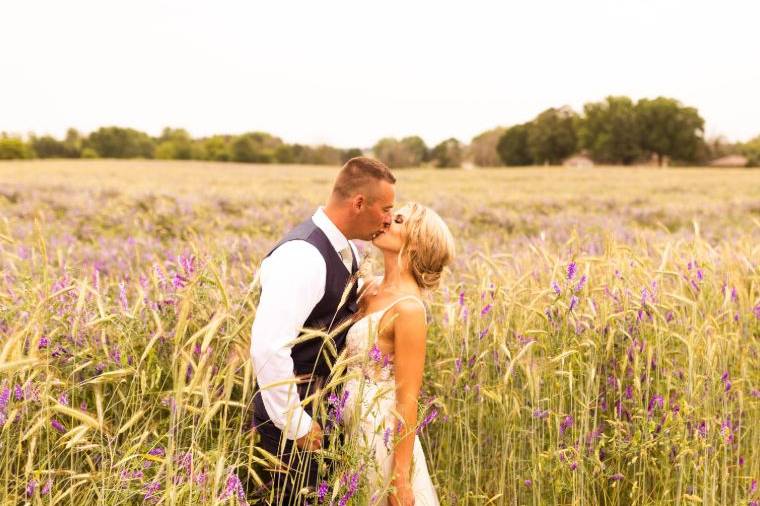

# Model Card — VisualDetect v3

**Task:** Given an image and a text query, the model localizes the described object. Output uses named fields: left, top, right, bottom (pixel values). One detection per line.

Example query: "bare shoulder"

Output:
left=394, top=298, right=427, bottom=326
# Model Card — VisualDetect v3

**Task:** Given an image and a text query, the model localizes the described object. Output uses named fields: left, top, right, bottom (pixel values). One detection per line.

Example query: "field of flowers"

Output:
left=1, top=159, right=759, bottom=505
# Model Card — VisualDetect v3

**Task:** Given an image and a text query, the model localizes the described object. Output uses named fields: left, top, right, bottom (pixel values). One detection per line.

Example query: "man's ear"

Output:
left=352, top=194, right=365, bottom=212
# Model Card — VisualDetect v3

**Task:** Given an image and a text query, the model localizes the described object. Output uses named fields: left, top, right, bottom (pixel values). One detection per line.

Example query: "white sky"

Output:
left=1, top=0, right=758, bottom=148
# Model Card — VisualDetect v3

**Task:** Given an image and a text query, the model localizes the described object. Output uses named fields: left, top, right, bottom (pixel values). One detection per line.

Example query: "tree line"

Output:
left=1, top=95, right=758, bottom=167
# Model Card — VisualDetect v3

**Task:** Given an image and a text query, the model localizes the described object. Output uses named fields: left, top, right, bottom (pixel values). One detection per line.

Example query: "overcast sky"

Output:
left=1, top=0, right=758, bottom=148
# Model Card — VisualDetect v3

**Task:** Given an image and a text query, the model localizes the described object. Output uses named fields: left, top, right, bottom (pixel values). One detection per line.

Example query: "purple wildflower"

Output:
left=569, top=295, right=579, bottom=311
left=40, top=479, right=52, bottom=496
left=750, top=479, right=757, bottom=494
left=38, top=336, right=49, bottom=350
left=574, top=275, right=587, bottom=292
left=26, top=479, right=37, bottom=497
left=148, top=447, right=165, bottom=457
left=51, top=418, right=66, bottom=433
left=721, top=371, right=732, bottom=392
left=610, top=473, right=624, bottom=481
left=458, top=291, right=465, bottom=306
left=751, top=389, right=760, bottom=398
left=648, top=394, right=664, bottom=414
left=368, top=344, right=383, bottom=363
left=219, top=471, right=248, bottom=505
left=697, top=420, right=708, bottom=438
left=317, top=480, right=329, bottom=503
left=14, top=384, right=23, bottom=401
left=58, top=393, right=69, bottom=406
left=559, top=415, right=574, bottom=436
left=533, top=408, right=549, bottom=420
left=753, top=304, right=760, bottom=320
left=144, top=481, right=161, bottom=503
left=179, top=254, right=196, bottom=276
left=524, top=479, right=532, bottom=488
left=327, top=390, right=350, bottom=426
left=337, top=470, right=361, bottom=506
left=0, top=384, right=8, bottom=426
left=480, top=304, right=492, bottom=316
left=119, top=281, right=128, bottom=311
left=567, top=262, right=577, bottom=280
left=551, top=281, right=561, bottom=296
left=417, top=407, right=439, bottom=434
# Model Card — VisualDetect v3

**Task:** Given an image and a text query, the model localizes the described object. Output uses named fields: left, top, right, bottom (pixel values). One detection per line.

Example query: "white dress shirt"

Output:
left=250, top=207, right=360, bottom=440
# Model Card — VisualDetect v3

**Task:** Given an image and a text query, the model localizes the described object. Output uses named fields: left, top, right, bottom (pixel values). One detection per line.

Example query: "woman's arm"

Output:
left=390, top=300, right=427, bottom=504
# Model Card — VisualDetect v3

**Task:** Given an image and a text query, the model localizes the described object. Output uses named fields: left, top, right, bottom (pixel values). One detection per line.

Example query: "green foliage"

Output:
left=156, top=128, right=195, bottom=160
left=469, top=127, right=506, bottom=167
left=0, top=136, right=34, bottom=159
left=86, top=126, right=155, bottom=158
left=202, top=136, right=232, bottom=162
left=340, top=148, right=364, bottom=164
left=579, top=96, right=641, bottom=164
left=636, top=97, right=705, bottom=165
left=372, top=136, right=428, bottom=168
left=80, top=147, right=98, bottom=159
left=231, top=132, right=283, bottom=163
left=738, top=135, right=760, bottom=167
left=527, top=107, right=578, bottom=165
left=30, top=135, right=67, bottom=158
left=430, top=138, right=463, bottom=168
left=497, top=124, right=532, bottom=166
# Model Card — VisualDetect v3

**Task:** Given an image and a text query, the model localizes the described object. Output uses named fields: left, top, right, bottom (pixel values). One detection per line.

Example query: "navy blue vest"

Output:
left=252, top=218, right=360, bottom=430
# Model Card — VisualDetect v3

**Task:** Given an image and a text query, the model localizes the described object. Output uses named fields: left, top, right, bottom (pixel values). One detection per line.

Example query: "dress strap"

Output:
left=379, top=295, right=426, bottom=319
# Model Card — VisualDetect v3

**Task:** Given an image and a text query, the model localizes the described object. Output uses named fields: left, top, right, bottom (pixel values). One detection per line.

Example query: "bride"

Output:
left=339, top=202, right=455, bottom=506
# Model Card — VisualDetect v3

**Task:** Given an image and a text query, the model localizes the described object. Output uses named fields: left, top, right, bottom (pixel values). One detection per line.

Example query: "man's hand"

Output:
left=295, top=420, right=323, bottom=451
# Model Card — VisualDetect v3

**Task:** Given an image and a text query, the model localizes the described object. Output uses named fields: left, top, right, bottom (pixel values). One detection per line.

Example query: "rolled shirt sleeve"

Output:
left=250, top=240, right=326, bottom=440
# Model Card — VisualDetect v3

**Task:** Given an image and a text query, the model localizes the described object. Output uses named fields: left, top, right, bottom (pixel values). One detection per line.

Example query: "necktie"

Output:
left=339, top=246, right=353, bottom=272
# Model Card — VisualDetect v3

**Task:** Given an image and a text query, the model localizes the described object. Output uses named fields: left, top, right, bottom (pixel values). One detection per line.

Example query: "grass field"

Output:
left=1, top=160, right=759, bottom=505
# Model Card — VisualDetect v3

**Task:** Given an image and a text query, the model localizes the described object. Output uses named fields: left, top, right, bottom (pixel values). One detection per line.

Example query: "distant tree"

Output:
left=496, top=124, right=532, bottom=166
left=527, top=107, right=578, bottom=165
left=579, top=96, right=640, bottom=164
left=63, top=128, right=83, bottom=158
left=340, top=148, right=364, bottom=164
left=30, top=135, right=67, bottom=158
left=0, top=135, right=34, bottom=159
left=399, top=136, right=428, bottom=165
left=231, top=132, right=282, bottom=163
left=636, top=97, right=704, bottom=165
left=373, top=136, right=428, bottom=168
left=741, top=135, right=760, bottom=167
left=86, top=127, right=155, bottom=158
left=469, top=127, right=506, bottom=167
left=203, top=136, right=232, bottom=161
left=309, top=145, right=343, bottom=165
left=430, top=138, right=463, bottom=168
left=155, top=128, right=194, bottom=160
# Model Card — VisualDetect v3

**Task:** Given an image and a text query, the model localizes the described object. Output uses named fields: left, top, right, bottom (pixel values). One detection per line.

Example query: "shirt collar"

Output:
left=312, top=207, right=351, bottom=254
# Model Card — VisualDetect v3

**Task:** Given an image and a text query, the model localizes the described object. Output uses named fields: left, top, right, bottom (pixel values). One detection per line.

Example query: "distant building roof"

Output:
left=709, top=155, right=747, bottom=167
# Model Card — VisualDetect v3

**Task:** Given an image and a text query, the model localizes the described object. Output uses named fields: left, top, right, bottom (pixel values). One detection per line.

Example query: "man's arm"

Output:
left=250, top=240, right=325, bottom=441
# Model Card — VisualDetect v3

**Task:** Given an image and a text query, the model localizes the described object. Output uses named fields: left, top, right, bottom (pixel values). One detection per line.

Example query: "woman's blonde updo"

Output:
left=398, top=203, right=455, bottom=291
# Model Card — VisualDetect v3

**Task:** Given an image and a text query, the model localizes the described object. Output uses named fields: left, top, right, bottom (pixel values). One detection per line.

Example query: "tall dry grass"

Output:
left=0, top=160, right=758, bottom=505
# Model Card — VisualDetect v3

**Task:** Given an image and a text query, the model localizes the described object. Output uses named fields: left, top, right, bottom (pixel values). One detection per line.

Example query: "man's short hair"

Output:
left=332, top=157, right=396, bottom=201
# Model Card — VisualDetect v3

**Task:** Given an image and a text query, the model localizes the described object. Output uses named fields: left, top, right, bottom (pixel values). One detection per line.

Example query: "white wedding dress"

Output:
left=341, top=295, right=440, bottom=506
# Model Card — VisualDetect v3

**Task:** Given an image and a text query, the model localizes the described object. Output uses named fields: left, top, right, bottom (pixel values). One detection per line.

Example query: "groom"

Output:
left=250, top=157, right=396, bottom=504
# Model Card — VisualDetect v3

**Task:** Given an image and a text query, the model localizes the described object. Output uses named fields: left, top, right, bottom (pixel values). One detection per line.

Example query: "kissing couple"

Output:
left=250, top=157, right=454, bottom=505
